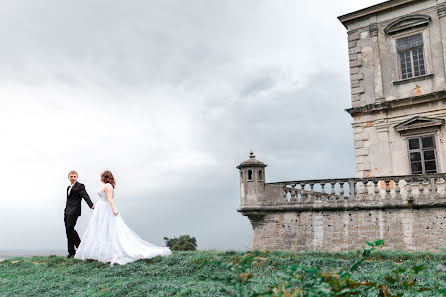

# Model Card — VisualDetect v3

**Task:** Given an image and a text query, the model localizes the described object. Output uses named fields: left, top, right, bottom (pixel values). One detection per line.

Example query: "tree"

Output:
left=163, top=235, right=197, bottom=251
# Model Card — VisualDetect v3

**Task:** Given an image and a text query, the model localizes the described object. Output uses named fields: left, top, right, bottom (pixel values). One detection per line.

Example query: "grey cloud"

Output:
left=0, top=0, right=382, bottom=251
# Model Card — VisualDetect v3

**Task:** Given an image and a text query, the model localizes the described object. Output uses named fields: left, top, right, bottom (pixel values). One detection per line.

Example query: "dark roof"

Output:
left=237, top=151, right=267, bottom=169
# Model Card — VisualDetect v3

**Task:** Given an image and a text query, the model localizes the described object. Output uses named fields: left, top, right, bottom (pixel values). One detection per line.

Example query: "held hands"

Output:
left=91, top=204, right=117, bottom=215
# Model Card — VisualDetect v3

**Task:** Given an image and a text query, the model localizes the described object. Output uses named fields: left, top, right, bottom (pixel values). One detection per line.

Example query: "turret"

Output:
left=236, top=151, right=267, bottom=206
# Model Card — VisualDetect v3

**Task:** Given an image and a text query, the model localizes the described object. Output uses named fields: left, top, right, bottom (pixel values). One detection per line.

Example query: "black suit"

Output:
left=64, top=182, right=94, bottom=255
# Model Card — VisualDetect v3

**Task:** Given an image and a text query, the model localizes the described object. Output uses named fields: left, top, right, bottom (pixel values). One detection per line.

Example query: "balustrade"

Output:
left=276, top=173, right=446, bottom=204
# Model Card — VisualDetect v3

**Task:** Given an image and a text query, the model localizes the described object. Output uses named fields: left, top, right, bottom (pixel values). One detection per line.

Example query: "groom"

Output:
left=64, top=170, right=94, bottom=258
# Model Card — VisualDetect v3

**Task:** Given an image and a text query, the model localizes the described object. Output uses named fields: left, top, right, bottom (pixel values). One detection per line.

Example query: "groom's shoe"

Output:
left=66, top=254, right=75, bottom=259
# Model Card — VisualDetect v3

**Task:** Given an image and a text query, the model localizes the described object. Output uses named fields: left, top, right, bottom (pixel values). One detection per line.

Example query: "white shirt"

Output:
left=68, top=181, right=77, bottom=196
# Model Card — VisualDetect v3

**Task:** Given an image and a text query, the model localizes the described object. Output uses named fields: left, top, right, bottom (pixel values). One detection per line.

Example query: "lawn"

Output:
left=2, top=247, right=446, bottom=296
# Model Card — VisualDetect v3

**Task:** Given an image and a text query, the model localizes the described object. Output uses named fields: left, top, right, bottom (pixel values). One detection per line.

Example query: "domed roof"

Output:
left=237, top=151, right=267, bottom=169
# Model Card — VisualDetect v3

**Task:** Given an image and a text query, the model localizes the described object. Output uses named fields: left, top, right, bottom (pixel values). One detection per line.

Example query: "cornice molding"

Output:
left=345, top=91, right=446, bottom=117
left=338, top=0, right=425, bottom=28
left=343, top=6, right=437, bottom=34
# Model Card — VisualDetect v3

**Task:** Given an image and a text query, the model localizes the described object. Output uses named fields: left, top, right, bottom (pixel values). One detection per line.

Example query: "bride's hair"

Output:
left=101, top=170, right=116, bottom=188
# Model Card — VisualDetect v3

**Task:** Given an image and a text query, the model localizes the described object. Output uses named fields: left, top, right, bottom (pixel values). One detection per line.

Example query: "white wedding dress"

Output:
left=74, top=183, right=171, bottom=265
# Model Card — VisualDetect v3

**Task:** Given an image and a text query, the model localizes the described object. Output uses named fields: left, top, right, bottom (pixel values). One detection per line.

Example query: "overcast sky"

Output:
left=0, top=0, right=383, bottom=252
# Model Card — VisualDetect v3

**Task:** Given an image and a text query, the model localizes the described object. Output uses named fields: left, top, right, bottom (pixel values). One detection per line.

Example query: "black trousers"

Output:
left=64, top=214, right=81, bottom=255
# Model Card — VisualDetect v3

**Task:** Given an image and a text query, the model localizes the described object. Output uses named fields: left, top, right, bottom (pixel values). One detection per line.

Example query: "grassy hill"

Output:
left=2, top=248, right=446, bottom=296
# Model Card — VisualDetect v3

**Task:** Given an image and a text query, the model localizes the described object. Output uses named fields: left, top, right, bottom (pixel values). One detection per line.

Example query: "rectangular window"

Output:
left=397, top=34, right=426, bottom=79
left=408, top=135, right=437, bottom=174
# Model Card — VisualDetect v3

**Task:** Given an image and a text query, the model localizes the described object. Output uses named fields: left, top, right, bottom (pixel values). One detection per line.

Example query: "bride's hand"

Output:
left=113, top=209, right=118, bottom=216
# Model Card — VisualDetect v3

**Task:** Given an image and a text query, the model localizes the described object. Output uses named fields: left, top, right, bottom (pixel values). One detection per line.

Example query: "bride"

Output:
left=74, top=170, right=171, bottom=265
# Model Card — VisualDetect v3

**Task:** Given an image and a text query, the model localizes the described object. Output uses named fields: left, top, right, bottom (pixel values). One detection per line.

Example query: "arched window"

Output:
left=240, top=171, right=243, bottom=182
left=258, top=170, right=263, bottom=181
left=248, top=169, right=253, bottom=181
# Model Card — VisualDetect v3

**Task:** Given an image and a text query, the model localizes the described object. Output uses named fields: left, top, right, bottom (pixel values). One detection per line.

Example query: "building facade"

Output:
left=339, top=0, right=446, bottom=178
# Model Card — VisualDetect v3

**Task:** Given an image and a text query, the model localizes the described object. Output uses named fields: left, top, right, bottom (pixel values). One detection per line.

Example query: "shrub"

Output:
left=163, top=235, right=197, bottom=251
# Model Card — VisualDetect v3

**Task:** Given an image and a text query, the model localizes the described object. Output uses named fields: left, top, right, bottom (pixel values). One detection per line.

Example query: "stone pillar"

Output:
left=375, top=122, right=393, bottom=176
left=369, top=18, right=384, bottom=103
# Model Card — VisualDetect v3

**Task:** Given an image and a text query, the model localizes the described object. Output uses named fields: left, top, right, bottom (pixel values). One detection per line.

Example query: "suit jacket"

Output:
left=64, top=182, right=94, bottom=217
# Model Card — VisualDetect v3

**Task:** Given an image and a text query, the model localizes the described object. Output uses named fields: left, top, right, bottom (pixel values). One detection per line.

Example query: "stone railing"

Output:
left=274, top=173, right=446, bottom=202
left=239, top=173, right=446, bottom=212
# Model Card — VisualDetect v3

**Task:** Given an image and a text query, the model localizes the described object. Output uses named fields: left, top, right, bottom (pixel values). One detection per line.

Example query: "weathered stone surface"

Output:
left=349, top=47, right=362, bottom=54
left=356, top=155, right=368, bottom=164
left=352, top=101, right=361, bottom=107
left=351, top=80, right=360, bottom=88
left=355, top=147, right=368, bottom=156
left=354, top=132, right=368, bottom=141
left=350, top=73, right=364, bottom=81
left=350, top=67, right=360, bottom=75
left=349, top=53, right=358, bottom=61
left=246, top=208, right=446, bottom=251
left=357, top=163, right=371, bottom=171
left=349, top=59, right=363, bottom=68
left=351, top=94, right=361, bottom=102
left=351, top=86, right=365, bottom=95
left=348, top=32, right=361, bottom=42
left=354, top=140, right=365, bottom=149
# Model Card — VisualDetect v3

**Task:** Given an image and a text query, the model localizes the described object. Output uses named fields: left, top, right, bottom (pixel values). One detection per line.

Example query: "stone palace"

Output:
left=237, top=0, right=446, bottom=251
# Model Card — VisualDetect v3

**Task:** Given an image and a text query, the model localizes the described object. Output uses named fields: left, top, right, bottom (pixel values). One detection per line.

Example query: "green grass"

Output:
left=2, top=249, right=446, bottom=296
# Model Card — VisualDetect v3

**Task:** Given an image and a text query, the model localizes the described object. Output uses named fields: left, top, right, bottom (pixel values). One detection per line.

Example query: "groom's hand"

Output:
left=91, top=205, right=95, bottom=210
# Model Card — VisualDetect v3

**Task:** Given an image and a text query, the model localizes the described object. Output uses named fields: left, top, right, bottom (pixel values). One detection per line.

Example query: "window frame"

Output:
left=406, top=133, right=439, bottom=174
left=391, top=27, right=433, bottom=84
left=396, top=33, right=426, bottom=79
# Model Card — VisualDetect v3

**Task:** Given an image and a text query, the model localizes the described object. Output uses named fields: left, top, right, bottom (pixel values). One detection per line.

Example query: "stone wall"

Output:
left=236, top=166, right=446, bottom=252
left=251, top=208, right=446, bottom=251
